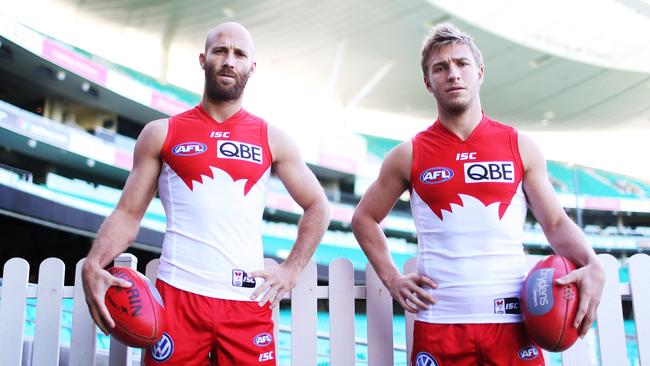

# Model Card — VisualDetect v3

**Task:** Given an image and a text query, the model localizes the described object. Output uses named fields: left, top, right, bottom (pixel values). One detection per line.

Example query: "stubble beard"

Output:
left=204, top=64, right=251, bottom=102
left=438, top=91, right=475, bottom=116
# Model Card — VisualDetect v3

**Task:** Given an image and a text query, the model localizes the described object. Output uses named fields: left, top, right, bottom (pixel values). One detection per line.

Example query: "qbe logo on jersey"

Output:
left=464, top=161, right=515, bottom=183
left=217, top=140, right=263, bottom=164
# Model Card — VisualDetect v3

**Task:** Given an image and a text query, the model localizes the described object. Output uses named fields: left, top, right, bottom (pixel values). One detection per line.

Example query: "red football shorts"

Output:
left=411, top=321, right=545, bottom=366
left=144, top=280, right=276, bottom=366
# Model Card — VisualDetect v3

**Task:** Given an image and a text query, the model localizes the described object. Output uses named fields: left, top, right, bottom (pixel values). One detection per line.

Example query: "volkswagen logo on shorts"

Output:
left=415, top=352, right=439, bottom=366
left=253, top=332, right=273, bottom=347
left=150, top=333, right=174, bottom=362
left=172, top=142, right=207, bottom=156
left=420, top=167, right=454, bottom=184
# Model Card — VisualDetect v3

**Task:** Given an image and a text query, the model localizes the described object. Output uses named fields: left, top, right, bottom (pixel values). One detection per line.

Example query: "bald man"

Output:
left=82, top=22, right=331, bottom=365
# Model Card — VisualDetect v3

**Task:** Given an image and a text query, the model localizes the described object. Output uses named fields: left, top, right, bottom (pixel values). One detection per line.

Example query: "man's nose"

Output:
left=223, top=51, right=235, bottom=67
left=447, top=65, right=461, bottom=81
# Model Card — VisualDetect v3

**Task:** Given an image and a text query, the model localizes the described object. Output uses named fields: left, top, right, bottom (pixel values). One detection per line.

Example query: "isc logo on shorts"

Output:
left=217, top=140, right=263, bottom=164
left=518, top=345, right=540, bottom=360
left=464, top=161, right=515, bottom=183
left=415, top=352, right=439, bottom=366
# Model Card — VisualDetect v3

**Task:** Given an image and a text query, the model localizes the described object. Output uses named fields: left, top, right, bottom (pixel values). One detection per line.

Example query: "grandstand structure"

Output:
left=1, top=2, right=650, bottom=365
left=1, top=16, right=649, bottom=276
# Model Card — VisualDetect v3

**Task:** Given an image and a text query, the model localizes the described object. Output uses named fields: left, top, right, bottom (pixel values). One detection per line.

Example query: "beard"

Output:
left=442, top=99, right=470, bottom=115
left=204, top=64, right=251, bottom=102
left=437, top=91, right=475, bottom=115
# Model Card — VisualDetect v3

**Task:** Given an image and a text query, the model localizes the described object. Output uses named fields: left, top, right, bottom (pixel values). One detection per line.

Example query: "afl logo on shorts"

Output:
left=150, top=332, right=174, bottom=362
left=420, top=167, right=453, bottom=184
left=415, top=352, right=439, bottom=366
left=518, top=345, right=540, bottom=360
left=172, top=142, right=207, bottom=156
left=253, top=332, right=273, bottom=347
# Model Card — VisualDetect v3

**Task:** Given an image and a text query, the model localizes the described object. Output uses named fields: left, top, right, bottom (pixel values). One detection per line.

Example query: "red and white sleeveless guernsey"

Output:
left=410, top=115, right=528, bottom=324
left=157, top=106, right=272, bottom=301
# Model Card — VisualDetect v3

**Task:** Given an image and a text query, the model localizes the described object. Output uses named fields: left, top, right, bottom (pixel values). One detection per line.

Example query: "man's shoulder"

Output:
left=171, top=106, right=199, bottom=120
left=484, top=116, right=518, bottom=133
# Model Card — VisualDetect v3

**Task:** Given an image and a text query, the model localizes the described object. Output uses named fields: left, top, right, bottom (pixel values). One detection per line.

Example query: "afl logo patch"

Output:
left=253, top=332, right=273, bottom=347
left=420, top=167, right=453, bottom=184
left=172, top=142, right=207, bottom=156
left=415, top=352, right=439, bottom=366
left=518, top=345, right=540, bottom=360
left=150, top=332, right=174, bottom=362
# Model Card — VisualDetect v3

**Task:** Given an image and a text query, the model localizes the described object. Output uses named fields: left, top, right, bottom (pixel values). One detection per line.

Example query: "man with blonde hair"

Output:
left=352, top=23, right=604, bottom=365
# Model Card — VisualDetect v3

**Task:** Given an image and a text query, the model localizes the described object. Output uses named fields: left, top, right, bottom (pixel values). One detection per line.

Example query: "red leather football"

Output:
left=105, top=267, right=166, bottom=348
left=522, top=255, right=579, bottom=352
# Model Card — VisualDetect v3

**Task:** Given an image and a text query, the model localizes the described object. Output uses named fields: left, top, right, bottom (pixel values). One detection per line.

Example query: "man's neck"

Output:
left=437, top=102, right=484, bottom=141
left=200, top=98, right=243, bottom=122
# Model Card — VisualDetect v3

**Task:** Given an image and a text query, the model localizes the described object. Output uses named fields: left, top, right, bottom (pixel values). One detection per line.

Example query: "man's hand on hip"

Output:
left=387, top=273, right=437, bottom=313
left=249, top=263, right=302, bottom=309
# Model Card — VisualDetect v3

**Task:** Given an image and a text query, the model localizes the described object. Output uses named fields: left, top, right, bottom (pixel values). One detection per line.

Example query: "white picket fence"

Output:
left=0, top=253, right=649, bottom=366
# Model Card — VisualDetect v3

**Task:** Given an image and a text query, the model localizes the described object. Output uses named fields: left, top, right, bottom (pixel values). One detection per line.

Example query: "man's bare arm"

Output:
left=249, top=126, right=331, bottom=308
left=81, top=120, right=167, bottom=333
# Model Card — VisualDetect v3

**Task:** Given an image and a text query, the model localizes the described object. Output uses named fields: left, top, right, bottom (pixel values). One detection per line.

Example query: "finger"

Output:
left=111, top=276, right=132, bottom=288
left=249, top=270, right=266, bottom=279
left=579, top=302, right=597, bottom=337
left=88, top=304, right=109, bottom=335
left=410, top=286, right=436, bottom=305
left=250, top=280, right=271, bottom=300
left=97, top=299, right=115, bottom=330
left=578, top=316, right=592, bottom=337
left=556, top=270, right=579, bottom=285
left=269, top=289, right=286, bottom=309
left=258, top=287, right=276, bottom=307
left=401, top=287, right=429, bottom=310
left=400, top=297, right=419, bottom=313
left=573, top=299, right=589, bottom=329
left=416, top=276, right=438, bottom=289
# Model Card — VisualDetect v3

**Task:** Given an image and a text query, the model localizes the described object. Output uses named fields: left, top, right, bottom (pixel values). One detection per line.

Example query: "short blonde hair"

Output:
left=420, top=23, right=483, bottom=77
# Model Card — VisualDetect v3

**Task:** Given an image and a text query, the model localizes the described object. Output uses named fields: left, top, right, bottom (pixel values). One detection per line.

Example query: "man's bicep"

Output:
left=115, top=121, right=165, bottom=217
left=357, top=147, right=410, bottom=222
left=275, top=152, right=324, bottom=209
left=520, top=134, right=564, bottom=227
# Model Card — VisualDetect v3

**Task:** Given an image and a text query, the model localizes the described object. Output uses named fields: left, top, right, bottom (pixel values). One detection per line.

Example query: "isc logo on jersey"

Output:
left=172, top=142, right=207, bottom=156
left=420, top=167, right=454, bottom=184
left=464, top=161, right=515, bottom=183
left=217, top=140, right=263, bottom=164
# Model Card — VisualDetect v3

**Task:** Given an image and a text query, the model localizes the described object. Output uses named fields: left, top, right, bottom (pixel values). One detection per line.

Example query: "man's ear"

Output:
left=424, top=76, right=433, bottom=93
left=199, top=53, right=206, bottom=70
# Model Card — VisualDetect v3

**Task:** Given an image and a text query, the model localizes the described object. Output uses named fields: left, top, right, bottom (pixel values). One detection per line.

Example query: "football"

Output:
left=105, top=266, right=166, bottom=348
left=522, top=255, right=580, bottom=352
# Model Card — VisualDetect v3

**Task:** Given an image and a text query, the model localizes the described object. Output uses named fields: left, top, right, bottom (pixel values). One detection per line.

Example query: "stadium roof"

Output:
left=8, top=0, right=650, bottom=133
